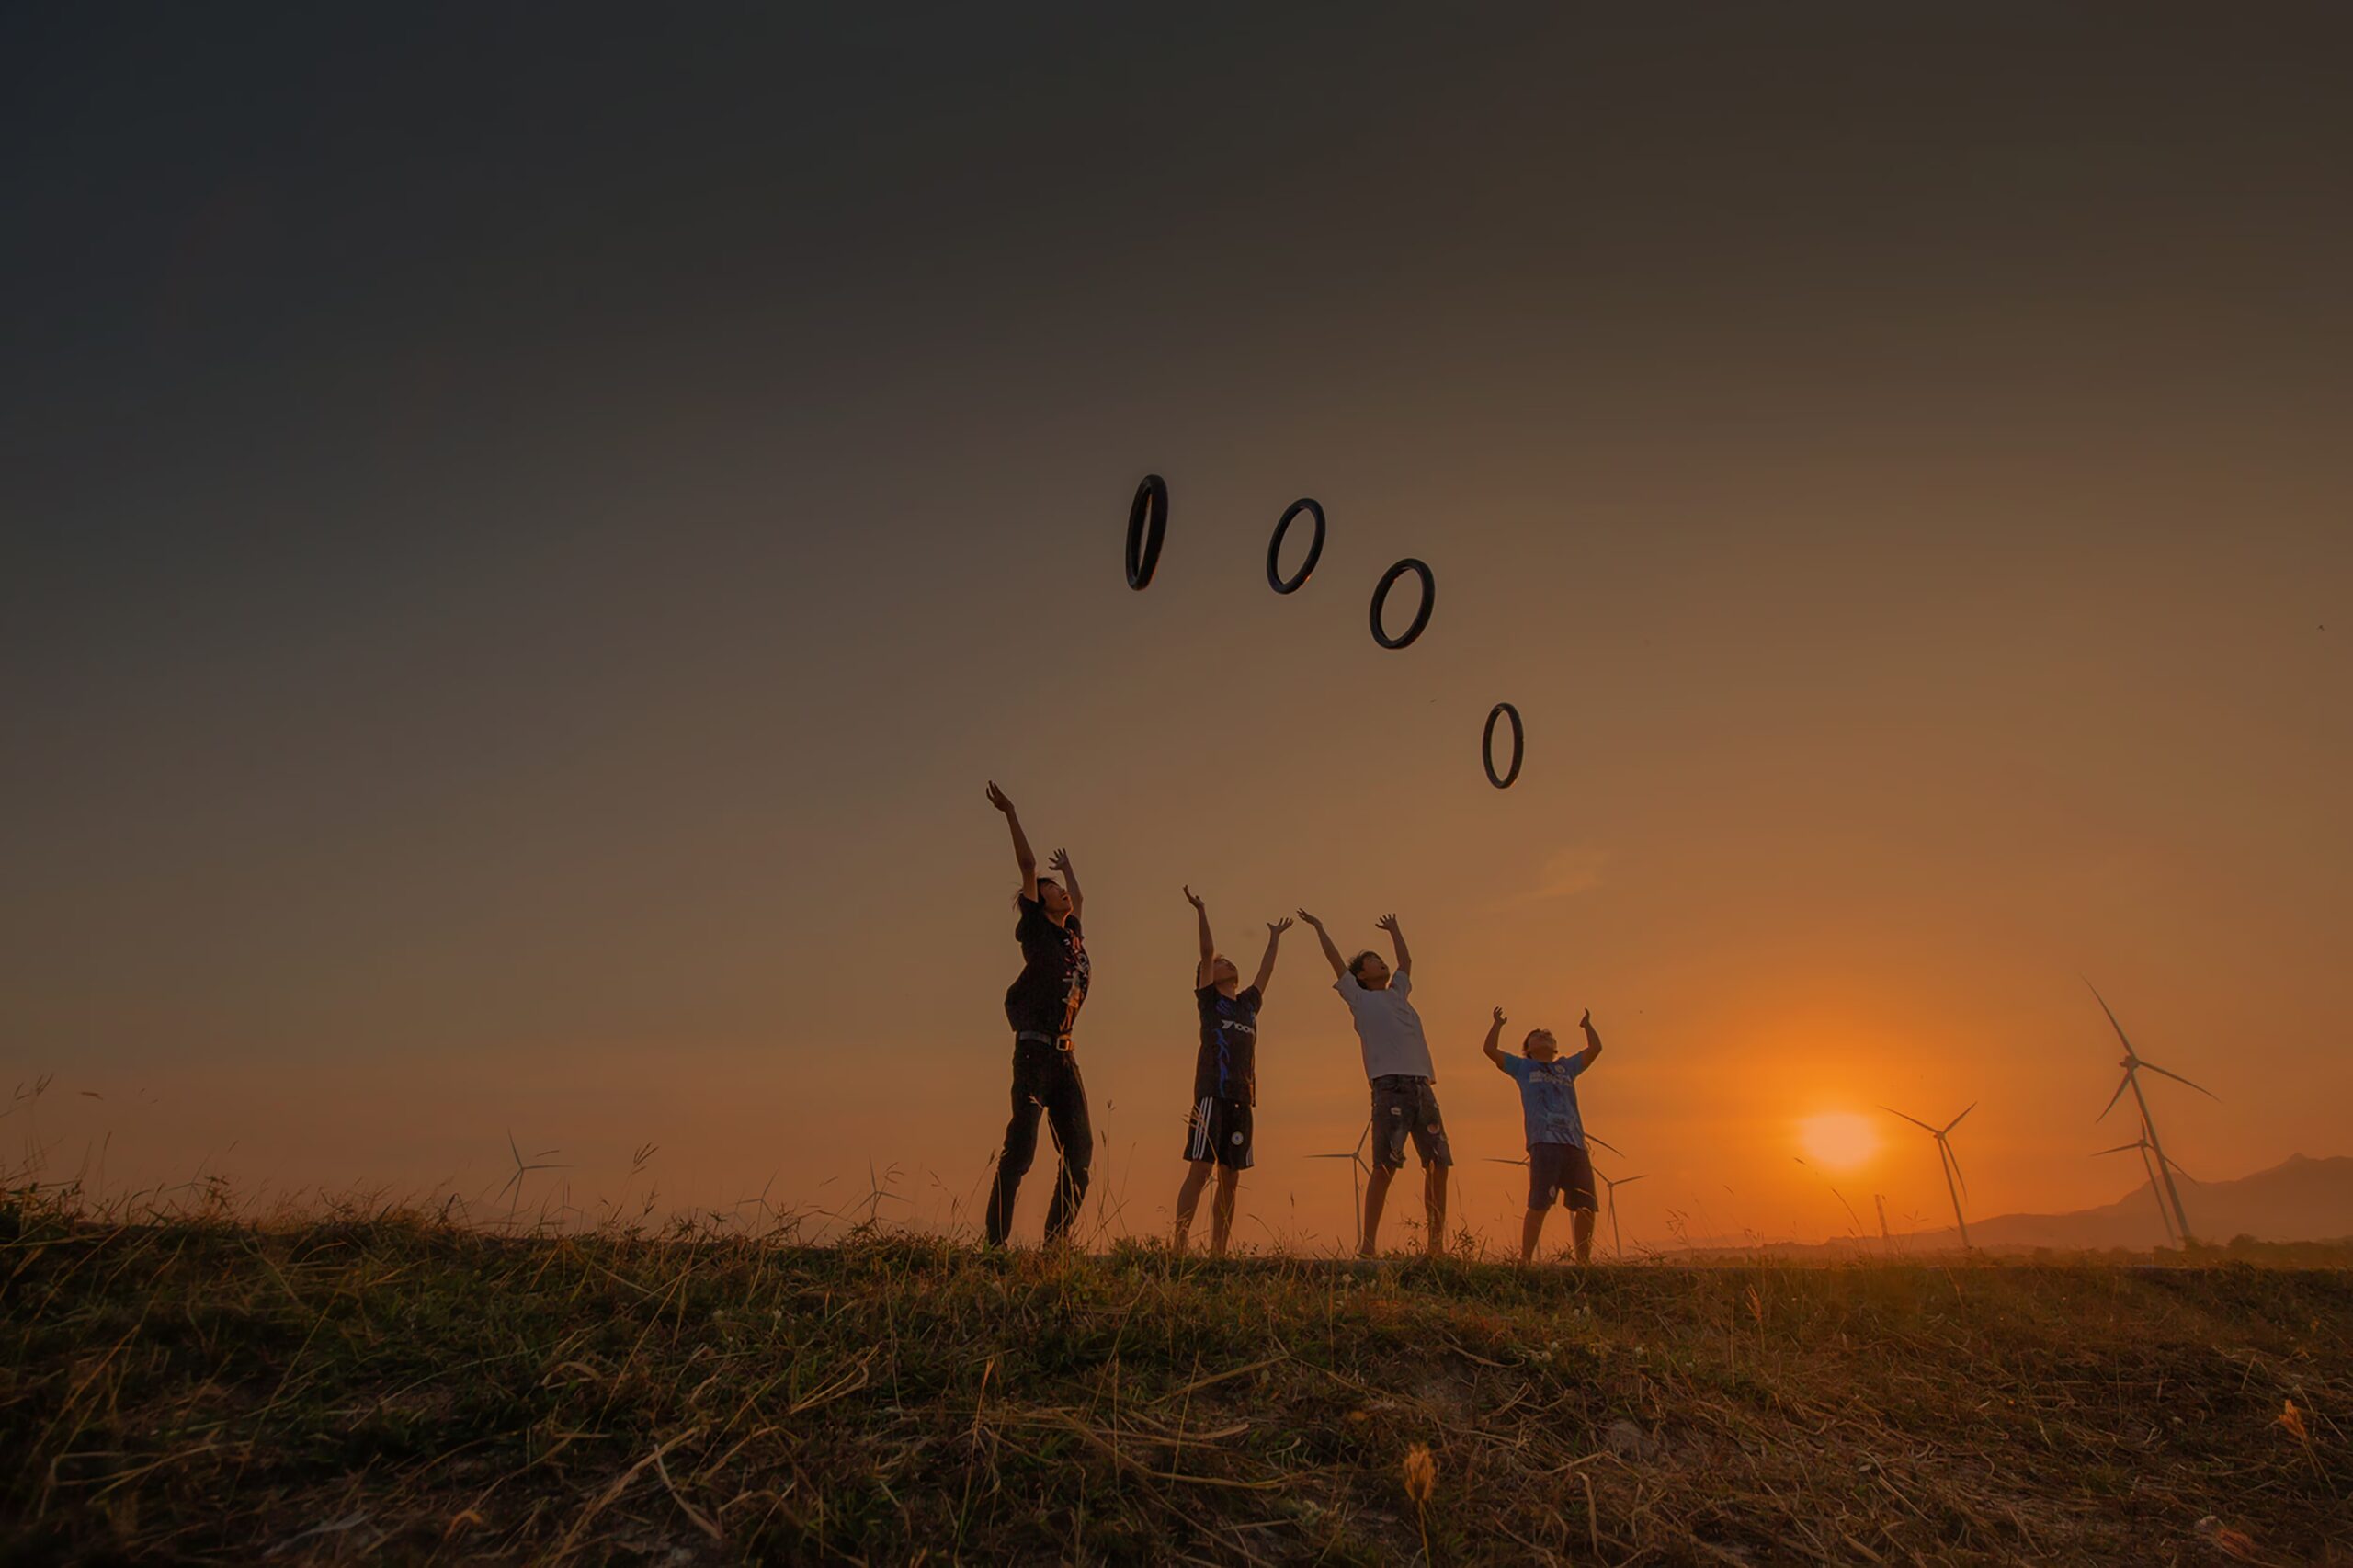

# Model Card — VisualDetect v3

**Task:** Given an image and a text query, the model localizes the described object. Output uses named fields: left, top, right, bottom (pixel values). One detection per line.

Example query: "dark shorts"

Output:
left=1370, top=1075, right=1452, bottom=1169
left=1529, top=1142, right=1597, bottom=1212
left=1184, top=1096, right=1254, bottom=1169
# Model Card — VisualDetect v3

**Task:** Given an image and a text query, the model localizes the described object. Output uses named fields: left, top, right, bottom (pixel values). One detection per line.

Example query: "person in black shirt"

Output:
left=1171, top=886, right=1290, bottom=1257
left=983, top=781, right=1093, bottom=1247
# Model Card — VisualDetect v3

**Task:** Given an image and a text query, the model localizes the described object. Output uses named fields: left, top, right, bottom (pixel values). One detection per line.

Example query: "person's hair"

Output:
left=1347, top=950, right=1382, bottom=980
left=1524, top=1028, right=1556, bottom=1050
left=1015, top=876, right=1063, bottom=912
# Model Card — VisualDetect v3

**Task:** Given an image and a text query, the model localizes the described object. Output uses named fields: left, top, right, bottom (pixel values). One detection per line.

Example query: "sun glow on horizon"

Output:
left=1799, top=1111, right=1881, bottom=1170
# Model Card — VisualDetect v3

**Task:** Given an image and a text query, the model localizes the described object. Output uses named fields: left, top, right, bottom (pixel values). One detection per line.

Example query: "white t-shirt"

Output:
left=1334, top=969, right=1436, bottom=1082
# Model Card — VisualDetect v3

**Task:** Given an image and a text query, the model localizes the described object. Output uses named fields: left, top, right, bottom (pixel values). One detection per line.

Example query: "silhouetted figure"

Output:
left=1172, top=888, right=1290, bottom=1257
left=1299, top=910, right=1451, bottom=1258
left=1485, top=1006, right=1606, bottom=1263
left=982, top=783, right=1092, bottom=1246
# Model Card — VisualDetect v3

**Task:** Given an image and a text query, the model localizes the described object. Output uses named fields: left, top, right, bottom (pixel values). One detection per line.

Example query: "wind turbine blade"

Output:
left=1879, top=1106, right=1938, bottom=1134
left=1586, top=1133, right=1624, bottom=1158
left=1616, top=1174, right=1648, bottom=1187
left=2083, top=980, right=2139, bottom=1059
left=1943, top=1103, right=1976, bottom=1135
left=2136, top=1060, right=2220, bottom=1102
left=1483, top=1157, right=1529, bottom=1167
left=1942, top=1140, right=1969, bottom=1200
left=2096, top=1074, right=2131, bottom=1122
left=2159, top=1152, right=2198, bottom=1183
left=2092, top=1142, right=2145, bottom=1157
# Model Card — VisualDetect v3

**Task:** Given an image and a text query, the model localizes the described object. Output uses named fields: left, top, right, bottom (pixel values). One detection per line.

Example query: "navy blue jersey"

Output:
left=1193, top=984, right=1262, bottom=1104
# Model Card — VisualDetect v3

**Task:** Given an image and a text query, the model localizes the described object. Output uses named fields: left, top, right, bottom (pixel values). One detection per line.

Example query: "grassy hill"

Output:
left=4, top=1204, right=2347, bottom=1564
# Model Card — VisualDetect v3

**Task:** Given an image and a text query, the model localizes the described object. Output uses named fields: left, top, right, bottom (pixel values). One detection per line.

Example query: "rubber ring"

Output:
left=1483, top=702, right=1524, bottom=789
left=1369, top=558, right=1434, bottom=649
left=1125, top=474, right=1167, bottom=590
left=1267, top=498, right=1325, bottom=594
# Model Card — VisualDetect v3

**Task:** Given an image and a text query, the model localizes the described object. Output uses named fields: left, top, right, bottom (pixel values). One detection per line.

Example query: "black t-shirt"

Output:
left=1005, top=897, right=1089, bottom=1039
left=1193, top=983, right=1262, bottom=1105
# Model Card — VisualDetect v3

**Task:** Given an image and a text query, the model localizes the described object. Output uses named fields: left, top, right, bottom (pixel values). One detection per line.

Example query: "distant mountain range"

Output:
left=1702, top=1154, right=2353, bottom=1256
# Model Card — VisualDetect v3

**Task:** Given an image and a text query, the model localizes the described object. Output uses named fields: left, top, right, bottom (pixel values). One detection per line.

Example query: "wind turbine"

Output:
left=2086, top=983, right=2216, bottom=1246
left=2093, top=1124, right=2185, bottom=1247
left=1881, top=1103, right=1974, bottom=1250
left=1489, top=1135, right=1637, bottom=1259
left=1594, top=1167, right=1646, bottom=1260
left=1309, top=1121, right=1371, bottom=1252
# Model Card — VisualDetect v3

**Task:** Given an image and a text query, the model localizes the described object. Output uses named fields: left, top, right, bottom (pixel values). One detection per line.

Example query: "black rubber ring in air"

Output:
left=1267, top=498, right=1325, bottom=594
left=1125, top=474, right=1168, bottom=590
left=1369, top=557, right=1435, bottom=649
left=1483, top=702, right=1524, bottom=789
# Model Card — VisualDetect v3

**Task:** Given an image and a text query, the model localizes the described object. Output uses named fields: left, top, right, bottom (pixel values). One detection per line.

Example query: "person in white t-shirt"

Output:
left=1297, top=909, right=1452, bottom=1259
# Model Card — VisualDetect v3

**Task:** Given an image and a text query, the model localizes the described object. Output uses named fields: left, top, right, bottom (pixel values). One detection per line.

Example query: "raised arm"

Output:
left=1577, top=1008, right=1604, bottom=1069
left=1185, top=885, right=1215, bottom=987
left=1484, top=1006, right=1509, bottom=1071
left=1252, top=917, right=1292, bottom=994
left=1049, top=847, right=1083, bottom=920
left=1376, top=913, right=1412, bottom=977
left=1297, top=910, right=1347, bottom=979
left=985, top=781, right=1038, bottom=901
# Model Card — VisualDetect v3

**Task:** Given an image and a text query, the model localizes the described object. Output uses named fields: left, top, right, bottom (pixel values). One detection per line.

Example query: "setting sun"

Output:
left=1800, top=1112, right=1881, bottom=1170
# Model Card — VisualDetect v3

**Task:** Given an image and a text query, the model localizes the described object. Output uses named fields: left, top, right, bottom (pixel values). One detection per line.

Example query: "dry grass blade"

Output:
left=653, top=1444, right=722, bottom=1541
left=551, top=1425, right=703, bottom=1560
left=1153, top=1354, right=1287, bottom=1405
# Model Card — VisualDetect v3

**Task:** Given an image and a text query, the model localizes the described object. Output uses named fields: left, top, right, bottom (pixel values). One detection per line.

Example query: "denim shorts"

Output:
left=1370, top=1074, right=1452, bottom=1169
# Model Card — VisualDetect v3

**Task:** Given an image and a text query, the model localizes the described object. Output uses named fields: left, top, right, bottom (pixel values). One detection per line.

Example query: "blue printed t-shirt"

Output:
left=1500, top=1051, right=1588, bottom=1148
left=1193, top=984, right=1262, bottom=1105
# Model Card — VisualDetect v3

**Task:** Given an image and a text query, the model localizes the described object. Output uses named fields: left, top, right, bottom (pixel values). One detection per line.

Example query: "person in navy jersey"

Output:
left=983, top=782, right=1093, bottom=1247
left=1483, top=1004, right=1608, bottom=1263
left=1171, top=887, right=1290, bottom=1256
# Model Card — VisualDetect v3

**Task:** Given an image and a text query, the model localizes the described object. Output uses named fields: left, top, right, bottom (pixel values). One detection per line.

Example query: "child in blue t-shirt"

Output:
left=1483, top=1006, right=1606, bottom=1263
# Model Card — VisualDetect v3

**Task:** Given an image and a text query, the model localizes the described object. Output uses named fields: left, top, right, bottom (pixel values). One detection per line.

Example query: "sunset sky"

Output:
left=5, top=6, right=2348, bottom=1251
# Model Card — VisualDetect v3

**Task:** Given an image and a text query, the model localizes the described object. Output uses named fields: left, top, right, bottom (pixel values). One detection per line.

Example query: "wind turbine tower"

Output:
left=2086, top=983, right=2217, bottom=1246
left=2094, top=1123, right=2182, bottom=1247
left=1308, top=1121, right=1372, bottom=1253
left=1594, top=1167, right=1647, bottom=1260
left=1881, top=1103, right=1975, bottom=1250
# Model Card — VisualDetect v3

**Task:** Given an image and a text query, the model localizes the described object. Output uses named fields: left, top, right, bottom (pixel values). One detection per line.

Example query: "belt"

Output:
left=1017, top=1031, right=1074, bottom=1051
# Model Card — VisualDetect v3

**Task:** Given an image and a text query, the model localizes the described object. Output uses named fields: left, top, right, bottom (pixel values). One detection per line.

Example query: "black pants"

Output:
left=985, top=1038, right=1093, bottom=1245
